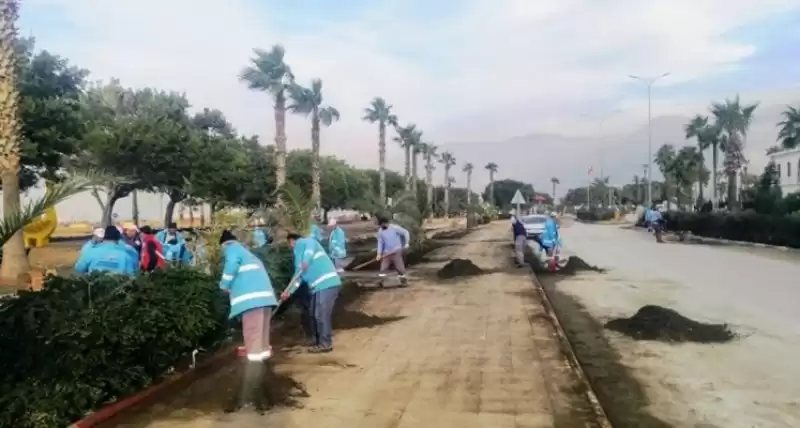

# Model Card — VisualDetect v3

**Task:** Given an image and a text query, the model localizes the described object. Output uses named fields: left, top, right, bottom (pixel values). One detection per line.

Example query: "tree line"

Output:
left=0, top=2, right=518, bottom=281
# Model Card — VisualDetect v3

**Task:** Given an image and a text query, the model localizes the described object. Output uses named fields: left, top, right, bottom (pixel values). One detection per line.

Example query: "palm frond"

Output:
left=0, top=175, right=97, bottom=246
left=272, top=182, right=316, bottom=235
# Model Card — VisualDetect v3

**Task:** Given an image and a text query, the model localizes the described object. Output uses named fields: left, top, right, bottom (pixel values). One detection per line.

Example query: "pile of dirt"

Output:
left=557, top=256, right=605, bottom=275
left=334, top=310, right=405, bottom=329
left=436, top=258, right=484, bottom=279
left=259, top=366, right=309, bottom=409
left=604, top=305, right=735, bottom=343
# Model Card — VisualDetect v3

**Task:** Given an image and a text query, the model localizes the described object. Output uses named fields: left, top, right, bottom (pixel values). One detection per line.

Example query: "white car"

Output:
left=520, top=214, right=547, bottom=238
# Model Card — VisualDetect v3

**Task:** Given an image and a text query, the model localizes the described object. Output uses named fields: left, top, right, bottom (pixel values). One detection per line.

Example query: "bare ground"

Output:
left=114, top=222, right=600, bottom=428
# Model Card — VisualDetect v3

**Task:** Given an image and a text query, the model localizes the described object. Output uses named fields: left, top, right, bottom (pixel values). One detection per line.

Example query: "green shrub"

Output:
left=664, top=211, right=800, bottom=248
left=0, top=268, right=230, bottom=428
left=576, top=209, right=616, bottom=222
left=251, top=243, right=294, bottom=294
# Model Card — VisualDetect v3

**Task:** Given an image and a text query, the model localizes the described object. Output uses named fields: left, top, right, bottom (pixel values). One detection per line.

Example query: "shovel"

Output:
left=349, top=248, right=401, bottom=271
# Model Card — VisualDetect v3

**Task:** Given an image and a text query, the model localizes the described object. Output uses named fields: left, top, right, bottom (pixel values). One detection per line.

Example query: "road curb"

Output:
left=524, top=263, right=613, bottom=428
left=658, top=230, right=796, bottom=252
left=67, top=345, right=237, bottom=428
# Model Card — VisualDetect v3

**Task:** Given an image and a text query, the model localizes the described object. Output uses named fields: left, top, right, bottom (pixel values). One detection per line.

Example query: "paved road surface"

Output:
left=552, top=222, right=800, bottom=427
left=123, top=223, right=598, bottom=428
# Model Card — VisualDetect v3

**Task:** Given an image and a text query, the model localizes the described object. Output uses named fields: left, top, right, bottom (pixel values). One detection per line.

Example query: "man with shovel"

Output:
left=281, top=232, right=343, bottom=353
left=376, top=216, right=410, bottom=287
left=218, top=230, right=278, bottom=412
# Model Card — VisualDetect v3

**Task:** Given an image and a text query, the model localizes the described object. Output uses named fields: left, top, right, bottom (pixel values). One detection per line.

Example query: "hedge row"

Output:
left=576, top=209, right=616, bottom=222
left=0, top=268, right=231, bottom=428
left=663, top=211, right=800, bottom=249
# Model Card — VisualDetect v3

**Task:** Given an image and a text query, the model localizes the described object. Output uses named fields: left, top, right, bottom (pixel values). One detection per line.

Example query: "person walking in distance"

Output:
left=327, top=218, right=348, bottom=272
left=375, top=216, right=410, bottom=287
left=511, top=215, right=527, bottom=267
left=281, top=232, right=343, bottom=353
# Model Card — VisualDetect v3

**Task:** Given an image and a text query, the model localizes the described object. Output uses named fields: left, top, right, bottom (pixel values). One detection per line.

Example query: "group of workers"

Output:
left=74, top=222, right=193, bottom=274
left=511, top=212, right=562, bottom=268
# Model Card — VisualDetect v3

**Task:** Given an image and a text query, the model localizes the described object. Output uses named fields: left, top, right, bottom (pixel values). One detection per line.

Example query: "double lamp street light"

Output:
left=629, top=72, right=670, bottom=207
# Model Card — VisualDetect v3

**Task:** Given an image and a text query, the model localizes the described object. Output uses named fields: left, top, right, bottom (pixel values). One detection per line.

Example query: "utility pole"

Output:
left=642, top=163, right=649, bottom=205
left=629, top=72, right=670, bottom=208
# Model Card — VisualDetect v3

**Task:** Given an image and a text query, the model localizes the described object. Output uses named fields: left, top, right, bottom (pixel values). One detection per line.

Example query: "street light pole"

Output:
left=629, top=72, right=669, bottom=207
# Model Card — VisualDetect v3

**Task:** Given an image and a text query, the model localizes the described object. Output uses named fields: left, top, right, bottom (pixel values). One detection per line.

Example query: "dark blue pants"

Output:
left=310, top=286, right=340, bottom=349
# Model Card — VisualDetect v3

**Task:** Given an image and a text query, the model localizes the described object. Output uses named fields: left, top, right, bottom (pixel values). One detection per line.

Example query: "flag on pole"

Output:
left=588, top=166, right=594, bottom=176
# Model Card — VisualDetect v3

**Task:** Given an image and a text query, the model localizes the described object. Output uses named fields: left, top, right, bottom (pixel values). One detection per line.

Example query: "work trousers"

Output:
left=310, top=286, right=341, bottom=349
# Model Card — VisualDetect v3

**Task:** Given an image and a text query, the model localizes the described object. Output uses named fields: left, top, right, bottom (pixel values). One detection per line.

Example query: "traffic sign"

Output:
left=510, top=190, right=526, bottom=205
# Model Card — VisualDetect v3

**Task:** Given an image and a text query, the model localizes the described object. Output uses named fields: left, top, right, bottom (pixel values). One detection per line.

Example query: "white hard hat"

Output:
left=92, top=227, right=105, bottom=239
left=549, top=212, right=557, bottom=217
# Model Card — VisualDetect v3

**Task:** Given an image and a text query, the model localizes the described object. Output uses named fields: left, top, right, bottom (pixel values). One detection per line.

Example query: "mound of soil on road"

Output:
left=436, top=258, right=484, bottom=279
left=333, top=310, right=406, bottom=329
left=604, top=305, right=735, bottom=343
left=558, top=256, right=605, bottom=275
left=259, top=366, right=309, bottom=409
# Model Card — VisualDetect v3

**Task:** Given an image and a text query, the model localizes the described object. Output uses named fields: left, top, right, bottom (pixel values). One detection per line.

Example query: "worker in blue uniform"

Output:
left=74, top=226, right=138, bottom=275
left=281, top=232, right=342, bottom=353
left=218, top=229, right=278, bottom=412
left=327, top=218, right=347, bottom=272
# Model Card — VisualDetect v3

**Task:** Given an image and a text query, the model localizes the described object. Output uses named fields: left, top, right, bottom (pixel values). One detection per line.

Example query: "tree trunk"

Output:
left=404, top=146, right=411, bottom=190
left=711, top=144, right=718, bottom=210
left=466, top=171, right=472, bottom=206
left=274, top=91, right=287, bottom=189
left=188, top=202, right=195, bottom=226
left=199, top=202, right=206, bottom=227
left=164, top=199, right=177, bottom=228
left=411, top=151, right=418, bottom=195
left=489, top=172, right=495, bottom=206
left=101, top=189, right=120, bottom=227
left=697, top=154, right=705, bottom=206
left=0, top=169, right=30, bottom=281
left=209, top=201, right=217, bottom=224
left=727, top=171, right=737, bottom=210
left=310, top=111, right=321, bottom=212
left=426, top=159, right=434, bottom=219
left=444, top=167, right=450, bottom=218
left=378, top=122, right=387, bottom=205
left=131, top=190, right=140, bottom=226
left=552, top=182, right=556, bottom=200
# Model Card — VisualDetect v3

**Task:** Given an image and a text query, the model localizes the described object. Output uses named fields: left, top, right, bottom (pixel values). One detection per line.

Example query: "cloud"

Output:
left=15, top=0, right=800, bottom=221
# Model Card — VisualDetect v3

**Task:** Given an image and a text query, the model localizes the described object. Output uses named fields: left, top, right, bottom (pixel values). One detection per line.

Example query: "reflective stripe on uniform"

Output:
left=222, top=274, right=234, bottom=281
left=312, top=252, right=326, bottom=260
left=310, top=272, right=339, bottom=288
left=239, top=263, right=261, bottom=272
left=230, top=290, right=274, bottom=306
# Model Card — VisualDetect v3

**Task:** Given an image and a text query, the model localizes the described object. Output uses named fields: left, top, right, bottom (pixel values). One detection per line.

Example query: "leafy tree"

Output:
left=365, top=169, right=405, bottom=202
left=78, top=80, right=196, bottom=225
left=711, top=96, right=758, bottom=210
left=742, top=161, right=782, bottom=214
left=14, top=38, right=88, bottom=191
left=655, top=144, right=677, bottom=207
left=288, top=78, right=340, bottom=211
left=240, top=45, right=294, bottom=189
left=486, top=179, right=534, bottom=210
left=777, top=105, right=800, bottom=150
left=684, top=115, right=712, bottom=205
left=363, top=97, right=397, bottom=204
left=485, top=162, right=498, bottom=206
left=439, top=151, right=456, bottom=217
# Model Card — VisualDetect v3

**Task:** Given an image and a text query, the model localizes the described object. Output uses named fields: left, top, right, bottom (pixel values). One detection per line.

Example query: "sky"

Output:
left=14, top=0, right=800, bottom=221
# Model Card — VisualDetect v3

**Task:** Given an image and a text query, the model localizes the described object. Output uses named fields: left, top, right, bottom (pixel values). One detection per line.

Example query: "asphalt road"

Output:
left=549, top=223, right=800, bottom=427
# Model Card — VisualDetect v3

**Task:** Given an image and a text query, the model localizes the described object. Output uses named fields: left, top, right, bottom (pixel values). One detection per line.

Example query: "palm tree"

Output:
left=550, top=177, right=560, bottom=202
left=409, top=129, right=423, bottom=196
left=287, top=79, right=340, bottom=211
left=684, top=115, right=711, bottom=205
left=0, top=0, right=29, bottom=280
left=711, top=96, right=758, bottom=210
left=362, top=97, right=398, bottom=204
left=655, top=144, right=676, bottom=208
left=440, top=151, right=456, bottom=217
left=485, top=162, right=498, bottom=206
left=777, top=105, right=800, bottom=150
left=394, top=124, right=417, bottom=190
left=463, top=162, right=474, bottom=206
left=239, top=45, right=294, bottom=189
left=420, top=142, right=438, bottom=217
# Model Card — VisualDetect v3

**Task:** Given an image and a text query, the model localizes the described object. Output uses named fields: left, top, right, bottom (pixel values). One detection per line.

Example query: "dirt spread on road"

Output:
left=435, top=258, right=484, bottom=279
left=114, top=223, right=603, bottom=428
left=605, top=305, right=736, bottom=343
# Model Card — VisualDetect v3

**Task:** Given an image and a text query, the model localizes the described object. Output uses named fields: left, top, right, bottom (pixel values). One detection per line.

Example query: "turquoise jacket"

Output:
left=156, top=230, right=186, bottom=246
left=308, top=224, right=322, bottom=242
left=80, top=239, right=99, bottom=255
left=219, top=241, right=278, bottom=319
left=286, top=237, right=342, bottom=296
left=163, top=240, right=192, bottom=264
left=74, top=241, right=138, bottom=275
left=645, top=209, right=662, bottom=223
left=540, top=218, right=562, bottom=249
left=327, top=226, right=347, bottom=259
left=251, top=228, right=270, bottom=248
